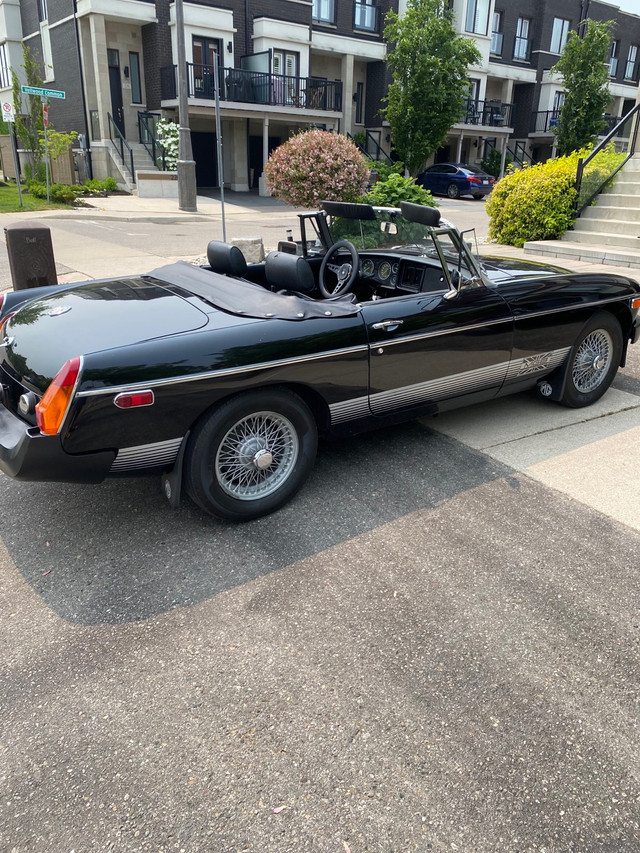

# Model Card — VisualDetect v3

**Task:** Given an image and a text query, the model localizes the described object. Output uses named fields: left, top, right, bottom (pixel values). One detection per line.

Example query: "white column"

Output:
left=341, top=53, right=355, bottom=133
left=259, top=116, right=270, bottom=196
left=88, top=14, right=109, bottom=140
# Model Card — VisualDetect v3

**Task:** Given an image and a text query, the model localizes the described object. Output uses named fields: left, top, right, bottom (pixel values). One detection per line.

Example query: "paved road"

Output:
left=2, top=197, right=640, bottom=852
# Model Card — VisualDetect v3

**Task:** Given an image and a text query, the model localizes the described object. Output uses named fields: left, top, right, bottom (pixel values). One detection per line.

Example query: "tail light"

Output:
left=468, top=176, right=481, bottom=184
left=36, top=356, right=82, bottom=435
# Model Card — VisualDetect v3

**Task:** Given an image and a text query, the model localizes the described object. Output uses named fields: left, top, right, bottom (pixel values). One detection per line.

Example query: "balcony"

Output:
left=531, top=110, right=560, bottom=134
left=460, top=99, right=512, bottom=127
left=161, top=64, right=343, bottom=112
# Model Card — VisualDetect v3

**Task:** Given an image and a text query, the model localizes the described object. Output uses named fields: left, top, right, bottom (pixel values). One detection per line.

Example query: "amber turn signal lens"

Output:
left=36, top=357, right=82, bottom=436
left=632, top=297, right=640, bottom=310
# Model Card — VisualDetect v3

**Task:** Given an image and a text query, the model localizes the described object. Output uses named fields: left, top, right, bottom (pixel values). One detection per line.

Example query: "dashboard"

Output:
left=358, top=253, right=448, bottom=295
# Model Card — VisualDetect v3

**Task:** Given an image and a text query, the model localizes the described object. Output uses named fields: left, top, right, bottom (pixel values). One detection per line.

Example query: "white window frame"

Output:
left=465, top=0, right=490, bottom=36
left=312, top=0, right=335, bottom=24
left=551, top=18, right=570, bottom=54
left=625, top=44, right=638, bottom=80
left=514, top=17, right=530, bottom=61
left=490, top=11, right=503, bottom=56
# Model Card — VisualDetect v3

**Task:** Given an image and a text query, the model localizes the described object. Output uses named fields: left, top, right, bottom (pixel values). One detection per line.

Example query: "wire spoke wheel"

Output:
left=571, top=329, right=613, bottom=393
left=216, top=411, right=299, bottom=500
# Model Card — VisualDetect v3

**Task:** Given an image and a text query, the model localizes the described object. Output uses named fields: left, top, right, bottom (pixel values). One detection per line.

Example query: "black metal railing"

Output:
left=138, top=112, right=166, bottom=171
left=107, top=113, right=135, bottom=183
left=460, top=99, right=512, bottom=127
left=574, top=103, right=640, bottom=217
left=484, top=138, right=531, bottom=171
left=531, top=110, right=560, bottom=134
left=161, top=63, right=343, bottom=112
left=347, top=129, right=394, bottom=164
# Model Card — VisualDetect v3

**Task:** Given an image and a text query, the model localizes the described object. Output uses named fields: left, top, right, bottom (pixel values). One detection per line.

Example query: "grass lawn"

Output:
left=0, top=181, right=69, bottom=213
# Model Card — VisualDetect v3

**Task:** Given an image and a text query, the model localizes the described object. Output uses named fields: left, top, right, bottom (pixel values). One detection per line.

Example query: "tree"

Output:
left=551, top=19, right=613, bottom=156
left=383, top=0, right=480, bottom=176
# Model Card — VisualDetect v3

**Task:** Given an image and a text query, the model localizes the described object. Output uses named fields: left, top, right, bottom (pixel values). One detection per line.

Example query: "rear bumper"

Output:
left=0, top=403, right=116, bottom=483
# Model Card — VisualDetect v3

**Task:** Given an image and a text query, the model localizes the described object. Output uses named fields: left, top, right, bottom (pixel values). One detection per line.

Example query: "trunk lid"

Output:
left=1, top=276, right=209, bottom=393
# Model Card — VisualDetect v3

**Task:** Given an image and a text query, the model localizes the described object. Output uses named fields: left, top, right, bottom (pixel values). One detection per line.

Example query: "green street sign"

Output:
left=21, top=85, right=66, bottom=99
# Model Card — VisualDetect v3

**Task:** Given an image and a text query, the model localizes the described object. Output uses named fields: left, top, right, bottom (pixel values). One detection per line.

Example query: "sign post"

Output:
left=20, top=86, right=65, bottom=204
left=1, top=100, right=23, bottom=209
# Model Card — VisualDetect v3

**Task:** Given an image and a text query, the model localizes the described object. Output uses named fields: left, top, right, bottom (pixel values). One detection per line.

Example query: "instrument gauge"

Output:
left=378, top=261, right=392, bottom=281
left=361, top=259, right=375, bottom=276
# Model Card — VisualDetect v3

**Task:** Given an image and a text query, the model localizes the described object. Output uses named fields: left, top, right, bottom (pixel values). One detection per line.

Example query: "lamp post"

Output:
left=175, top=0, right=197, bottom=211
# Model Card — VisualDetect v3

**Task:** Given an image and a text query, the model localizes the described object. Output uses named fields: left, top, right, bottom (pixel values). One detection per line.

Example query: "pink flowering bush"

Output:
left=265, top=130, right=369, bottom=206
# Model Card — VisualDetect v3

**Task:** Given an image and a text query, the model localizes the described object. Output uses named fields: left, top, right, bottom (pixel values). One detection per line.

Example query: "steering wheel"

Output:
left=318, top=240, right=359, bottom=299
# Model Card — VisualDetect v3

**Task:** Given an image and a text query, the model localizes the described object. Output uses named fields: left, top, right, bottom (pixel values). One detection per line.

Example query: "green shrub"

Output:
left=265, top=130, right=369, bottom=206
left=481, top=147, right=511, bottom=179
left=363, top=172, right=437, bottom=208
left=366, top=158, right=404, bottom=182
left=487, top=155, right=580, bottom=247
left=25, top=176, right=118, bottom=204
left=487, top=144, right=627, bottom=247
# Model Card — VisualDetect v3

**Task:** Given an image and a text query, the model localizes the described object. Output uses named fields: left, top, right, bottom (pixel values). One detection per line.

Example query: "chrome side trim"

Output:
left=511, top=295, right=631, bottom=322
left=368, top=316, right=513, bottom=349
left=370, top=360, right=509, bottom=413
left=329, top=395, right=370, bottom=424
left=507, top=347, right=570, bottom=380
left=110, top=437, right=183, bottom=472
left=78, top=344, right=369, bottom=399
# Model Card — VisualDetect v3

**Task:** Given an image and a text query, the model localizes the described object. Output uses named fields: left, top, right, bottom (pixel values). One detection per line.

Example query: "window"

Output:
left=129, top=52, right=142, bottom=103
left=313, top=0, right=335, bottom=24
left=0, top=44, right=10, bottom=89
left=551, top=18, right=570, bottom=54
left=465, top=0, right=490, bottom=36
left=490, top=11, right=503, bottom=56
left=514, top=17, right=530, bottom=61
left=609, top=40, right=619, bottom=77
left=553, top=91, right=565, bottom=112
left=354, top=0, right=377, bottom=32
left=625, top=44, right=638, bottom=80
left=355, top=81, right=363, bottom=124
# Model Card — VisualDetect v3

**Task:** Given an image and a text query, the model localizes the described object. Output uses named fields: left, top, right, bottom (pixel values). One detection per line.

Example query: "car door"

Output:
left=363, top=279, right=514, bottom=417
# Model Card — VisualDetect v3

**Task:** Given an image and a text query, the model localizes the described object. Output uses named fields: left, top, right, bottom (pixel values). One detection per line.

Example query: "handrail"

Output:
left=107, top=113, right=135, bottom=184
left=574, top=102, right=640, bottom=217
left=365, top=130, right=393, bottom=165
left=138, top=112, right=166, bottom=171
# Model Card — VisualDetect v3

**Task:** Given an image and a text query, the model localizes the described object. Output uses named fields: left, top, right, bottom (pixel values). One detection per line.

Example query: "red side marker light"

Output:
left=36, top=356, right=82, bottom=435
left=632, top=297, right=640, bottom=310
left=114, top=390, right=155, bottom=409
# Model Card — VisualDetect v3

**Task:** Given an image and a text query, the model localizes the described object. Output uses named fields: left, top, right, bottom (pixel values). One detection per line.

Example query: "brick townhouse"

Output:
left=0, top=0, right=638, bottom=189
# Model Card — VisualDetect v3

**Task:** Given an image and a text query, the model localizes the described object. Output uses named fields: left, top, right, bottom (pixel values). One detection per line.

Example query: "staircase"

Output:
left=108, top=141, right=159, bottom=192
left=524, top=153, right=640, bottom=268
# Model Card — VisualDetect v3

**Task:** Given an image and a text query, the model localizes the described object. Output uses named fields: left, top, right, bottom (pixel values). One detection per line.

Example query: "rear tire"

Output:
left=447, top=183, right=461, bottom=199
left=559, top=312, right=623, bottom=408
left=472, top=193, right=484, bottom=200
left=185, top=389, right=317, bottom=521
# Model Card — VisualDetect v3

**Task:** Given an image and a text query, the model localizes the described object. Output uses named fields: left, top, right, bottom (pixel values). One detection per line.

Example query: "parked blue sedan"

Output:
left=417, top=163, right=496, bottom=200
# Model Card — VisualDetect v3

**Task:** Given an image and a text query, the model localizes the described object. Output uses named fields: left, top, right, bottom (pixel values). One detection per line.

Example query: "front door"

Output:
left=108, top=49, right=125, bottom=135
left=192, top=36, right=221, bottom=99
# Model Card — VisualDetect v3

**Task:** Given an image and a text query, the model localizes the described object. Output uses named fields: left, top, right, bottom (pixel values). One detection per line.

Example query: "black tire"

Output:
left=447, top=183, right=461, bottom=199
left=472, top=193, right=484, bottom=200
left=185, top=389, right=317, bottom=521
left=559, top=312, right=623, bottom=408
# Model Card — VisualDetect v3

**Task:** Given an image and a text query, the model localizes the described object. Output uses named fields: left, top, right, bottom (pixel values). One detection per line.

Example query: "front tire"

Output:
left=447, top=183, right=461, bottom=199
left=559, top=312, right=623, bottom=408
left=185, top=389, right=317, bottom=521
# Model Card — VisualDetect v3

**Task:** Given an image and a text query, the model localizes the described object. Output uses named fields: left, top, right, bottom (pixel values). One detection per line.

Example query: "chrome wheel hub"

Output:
left=216, top=411, right=298, bottom=500
left=572, top=329, right=613, bottom=393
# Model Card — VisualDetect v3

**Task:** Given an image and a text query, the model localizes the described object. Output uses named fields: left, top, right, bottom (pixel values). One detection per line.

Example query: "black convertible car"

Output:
left=1, top=201, right=639, bottom=521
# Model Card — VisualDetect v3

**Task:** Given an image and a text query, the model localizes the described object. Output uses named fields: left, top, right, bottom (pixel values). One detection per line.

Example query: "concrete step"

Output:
left=523, top=238, right=640, bottom=269
left=580, top=205, right=640, bottom=222
left=592, top=193, right=640, bottom=209
left=562, top=229, right=640, bottom=250
left=574, top=217, right=640, bottom=235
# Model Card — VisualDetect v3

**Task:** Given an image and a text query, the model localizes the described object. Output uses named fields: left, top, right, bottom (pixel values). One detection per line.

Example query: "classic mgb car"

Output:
left=1, top=201, right=639, bottom=521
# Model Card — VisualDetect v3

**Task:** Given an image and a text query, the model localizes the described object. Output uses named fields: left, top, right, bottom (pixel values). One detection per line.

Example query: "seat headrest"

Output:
left=265, top=251, right=315, bottom=294
left=206, top=241, right=248, bottom=277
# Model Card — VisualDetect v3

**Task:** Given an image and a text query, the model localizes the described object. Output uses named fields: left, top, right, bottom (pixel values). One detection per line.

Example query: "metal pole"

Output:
left=42, top=97, right=50, bottom=203
left=9, top=123, right=23, bottom=208
left=213, top=59, right=226, bottom=242
left=175, top=0, right=197, bottom=212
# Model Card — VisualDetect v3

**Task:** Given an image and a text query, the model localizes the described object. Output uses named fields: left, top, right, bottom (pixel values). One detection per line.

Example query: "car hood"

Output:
left=1, top=276, right=210, bottom=392
left=479, top=255, right=572, bottom=282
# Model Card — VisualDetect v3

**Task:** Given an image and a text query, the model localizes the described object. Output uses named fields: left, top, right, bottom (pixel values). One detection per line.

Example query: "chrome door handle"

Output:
left=371, top=319, right=404, bottom=330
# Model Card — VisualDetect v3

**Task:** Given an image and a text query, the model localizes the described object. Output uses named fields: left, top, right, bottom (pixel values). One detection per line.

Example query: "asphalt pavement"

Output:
left=2, top=191, right=640, bottom=853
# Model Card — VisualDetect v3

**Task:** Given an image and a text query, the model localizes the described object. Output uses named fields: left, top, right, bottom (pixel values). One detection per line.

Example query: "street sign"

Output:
left=1, top=100, right=14, bottom=122
left=21, top=85, right=66, bottom=100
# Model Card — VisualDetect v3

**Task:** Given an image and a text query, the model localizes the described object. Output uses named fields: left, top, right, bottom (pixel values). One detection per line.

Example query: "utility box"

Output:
left=4, top=222, right=57, bottom=291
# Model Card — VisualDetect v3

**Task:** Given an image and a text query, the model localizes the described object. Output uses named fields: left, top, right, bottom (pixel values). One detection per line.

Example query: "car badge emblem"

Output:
left=1, top=336, right=16, bottom=349
left=45, top=305, right=72, bottom=317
